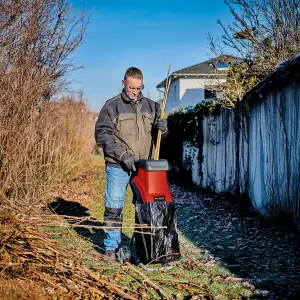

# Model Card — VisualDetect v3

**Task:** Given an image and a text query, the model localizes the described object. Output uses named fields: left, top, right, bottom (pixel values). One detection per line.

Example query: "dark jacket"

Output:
left=95, top=90, right=161, bottom=165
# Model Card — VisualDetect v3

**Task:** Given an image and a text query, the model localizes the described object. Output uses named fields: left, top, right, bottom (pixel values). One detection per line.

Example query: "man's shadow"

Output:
left=49, top=198, right=131, bottom=255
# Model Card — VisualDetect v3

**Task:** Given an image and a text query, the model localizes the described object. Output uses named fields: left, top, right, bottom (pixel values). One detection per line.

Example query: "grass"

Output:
left=43, top=155, right=254, bottom=299
left=93, top=154, right=105, bottom=165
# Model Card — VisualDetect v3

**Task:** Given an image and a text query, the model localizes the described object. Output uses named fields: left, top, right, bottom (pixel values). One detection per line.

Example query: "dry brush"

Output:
left=0, top=0, right=93, bottom=212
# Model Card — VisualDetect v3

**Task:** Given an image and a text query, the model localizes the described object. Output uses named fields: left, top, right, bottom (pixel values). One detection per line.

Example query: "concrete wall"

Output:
left=181, top=77, right=300, bottom=225
left=183, top=108, right=240, bottom=194
left=248, top=79, right=300, bottom=214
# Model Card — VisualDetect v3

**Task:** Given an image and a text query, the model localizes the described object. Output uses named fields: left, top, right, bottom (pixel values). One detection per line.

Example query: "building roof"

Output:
left=157, top=55, right=244, bottom=88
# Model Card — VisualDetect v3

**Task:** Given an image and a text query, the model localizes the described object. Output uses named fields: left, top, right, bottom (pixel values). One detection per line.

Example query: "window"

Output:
left=216, top=61, right=229, bottom=69
left=204, top=86, right=216, bottom=99
left=212, top=61, right=229, bottom=71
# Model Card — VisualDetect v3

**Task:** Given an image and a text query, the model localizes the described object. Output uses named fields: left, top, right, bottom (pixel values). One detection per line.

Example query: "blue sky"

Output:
left=69, top=0, right=233, bottom=112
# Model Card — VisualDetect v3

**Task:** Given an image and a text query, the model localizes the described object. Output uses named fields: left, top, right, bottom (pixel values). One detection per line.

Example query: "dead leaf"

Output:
left=113, top=273, right=121, bottom=282
left=176, top=284, right=186, bottom=291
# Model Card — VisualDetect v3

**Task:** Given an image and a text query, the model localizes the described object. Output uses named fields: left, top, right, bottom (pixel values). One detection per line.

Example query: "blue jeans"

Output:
left=103, top=165, right=131, bottom=251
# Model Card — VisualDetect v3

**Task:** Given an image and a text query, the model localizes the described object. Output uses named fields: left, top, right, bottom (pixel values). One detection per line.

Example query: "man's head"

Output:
left=122, top=67, right=144, bottom=101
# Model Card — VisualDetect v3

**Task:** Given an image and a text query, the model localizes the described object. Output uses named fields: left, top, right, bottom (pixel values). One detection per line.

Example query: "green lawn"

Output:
left=44, top=163, right=254, bottom=299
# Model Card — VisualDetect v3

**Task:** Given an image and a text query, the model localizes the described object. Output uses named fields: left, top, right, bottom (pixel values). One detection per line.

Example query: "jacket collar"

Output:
left=121, top=89, right=144, bottom=103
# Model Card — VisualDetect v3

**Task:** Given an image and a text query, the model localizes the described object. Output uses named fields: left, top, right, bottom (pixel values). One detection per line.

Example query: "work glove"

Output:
left=121, top=154, right=136, bottom=172
left=156, top=118, right=168, bottom=132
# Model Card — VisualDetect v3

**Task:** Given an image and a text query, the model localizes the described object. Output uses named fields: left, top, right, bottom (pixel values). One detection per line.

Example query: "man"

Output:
left=95, top=67, right=167, bottom=259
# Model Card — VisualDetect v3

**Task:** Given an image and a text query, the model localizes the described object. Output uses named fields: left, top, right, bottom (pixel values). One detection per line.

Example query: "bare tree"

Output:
left=1, top=0, right=88, bottom=98
left=208, top=0, right=300, bottom=107
left=219, top=0, right=300, bottom=69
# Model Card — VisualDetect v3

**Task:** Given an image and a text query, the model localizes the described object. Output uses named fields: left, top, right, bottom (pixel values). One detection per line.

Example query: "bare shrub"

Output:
left=0, top=1, right=90, bottom=212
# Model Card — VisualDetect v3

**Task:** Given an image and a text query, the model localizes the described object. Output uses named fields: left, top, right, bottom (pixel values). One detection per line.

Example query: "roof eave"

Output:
left=156, top=73, right=227, bottom=88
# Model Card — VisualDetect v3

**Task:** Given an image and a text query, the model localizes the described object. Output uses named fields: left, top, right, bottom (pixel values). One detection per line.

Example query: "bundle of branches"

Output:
left=0, top=206, right=142, bottom=299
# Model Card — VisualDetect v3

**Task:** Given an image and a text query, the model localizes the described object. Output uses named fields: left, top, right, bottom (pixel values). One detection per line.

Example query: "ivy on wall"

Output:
left=161, top=99, right=221, bottom=180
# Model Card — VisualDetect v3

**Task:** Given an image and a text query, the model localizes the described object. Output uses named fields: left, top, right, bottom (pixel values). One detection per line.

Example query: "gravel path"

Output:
left=171, top=183, right=300, bottom=299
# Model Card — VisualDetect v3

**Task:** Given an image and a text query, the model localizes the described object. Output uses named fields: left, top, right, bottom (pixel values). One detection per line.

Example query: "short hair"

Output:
left=124, top=67, right=143, bottom=80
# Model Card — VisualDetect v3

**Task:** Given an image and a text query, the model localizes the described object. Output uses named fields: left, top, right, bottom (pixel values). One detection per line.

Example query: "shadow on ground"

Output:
left=170, top=182, right=300, bottom=299
left=49, top=198, right=131, bottom=254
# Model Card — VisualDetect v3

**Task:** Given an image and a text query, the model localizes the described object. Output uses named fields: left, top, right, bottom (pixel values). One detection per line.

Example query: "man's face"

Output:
left=122, top=76, right=143, bottom=101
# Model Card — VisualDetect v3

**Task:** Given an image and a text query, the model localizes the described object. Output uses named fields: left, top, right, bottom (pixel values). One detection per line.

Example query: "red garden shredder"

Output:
left=129, top=159, right=181, bottom=266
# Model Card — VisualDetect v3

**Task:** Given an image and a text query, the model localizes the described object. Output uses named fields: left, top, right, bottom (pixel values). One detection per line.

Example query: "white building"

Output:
left=157, top=55, right=243, bottom=113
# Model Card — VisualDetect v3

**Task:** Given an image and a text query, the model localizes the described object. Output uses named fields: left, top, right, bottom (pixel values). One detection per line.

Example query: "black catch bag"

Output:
left=134, top=201, right=181, bottom=264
